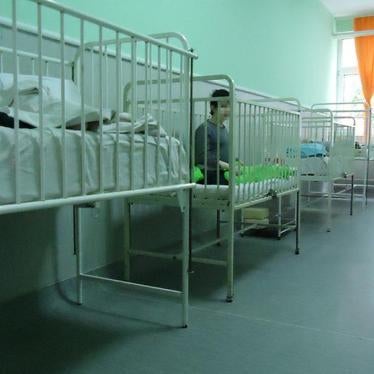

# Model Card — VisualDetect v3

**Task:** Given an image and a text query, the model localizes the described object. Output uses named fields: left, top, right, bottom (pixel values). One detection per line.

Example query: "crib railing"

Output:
left=192, top=75, right=300, bottom=204
left=301, top=109, right=355, bottom=178
left=0, top=0, right=197, bottom=214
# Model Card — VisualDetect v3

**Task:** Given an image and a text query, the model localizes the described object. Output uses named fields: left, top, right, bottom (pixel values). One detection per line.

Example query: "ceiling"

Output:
left=320, top=0, right=374, bottom=17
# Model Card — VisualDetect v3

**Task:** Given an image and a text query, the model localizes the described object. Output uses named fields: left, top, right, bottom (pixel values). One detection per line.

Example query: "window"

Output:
left=337, top=38, right=365, bottom=140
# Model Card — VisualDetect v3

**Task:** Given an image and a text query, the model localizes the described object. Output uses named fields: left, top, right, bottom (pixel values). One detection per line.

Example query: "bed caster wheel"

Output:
left=226, top=296, right=233, bottom=303
left=277, top=236, right=281, bottom=240
left=326, top=229, right=331, bottom=233
left=182, top=324, right=188, bottom=329
left=295, top=249, right=300, bottom=255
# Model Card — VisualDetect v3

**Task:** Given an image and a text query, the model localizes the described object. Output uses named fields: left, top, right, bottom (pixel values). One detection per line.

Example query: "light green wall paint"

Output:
left=4, top=0, right=336, bottom=106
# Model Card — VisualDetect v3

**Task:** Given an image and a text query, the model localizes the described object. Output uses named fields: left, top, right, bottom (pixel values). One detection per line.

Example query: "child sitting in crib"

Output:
left=195, top=89, right=230, bottom=185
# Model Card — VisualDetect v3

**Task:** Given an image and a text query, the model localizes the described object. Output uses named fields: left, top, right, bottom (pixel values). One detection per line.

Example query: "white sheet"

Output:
left=0, top=127, right=188, bottom=204
left=300, top=157, right=329, bottom=176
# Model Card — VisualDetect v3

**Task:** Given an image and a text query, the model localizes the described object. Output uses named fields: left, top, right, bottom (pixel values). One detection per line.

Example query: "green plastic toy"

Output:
left=193, top=166, right=204, bottom=182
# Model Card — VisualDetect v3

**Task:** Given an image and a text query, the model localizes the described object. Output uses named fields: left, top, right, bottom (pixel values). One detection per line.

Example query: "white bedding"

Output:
left=301, top=157, right=329, bottom=176
left=0, top=127, right=188, bottom=204
left=0, top=73, right=113, bottom=128
left=193, top=177, right=297, bottom=203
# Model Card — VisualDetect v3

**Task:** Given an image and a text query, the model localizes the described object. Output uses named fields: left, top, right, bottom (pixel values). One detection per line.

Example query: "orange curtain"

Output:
left=354, top=16, right=374, bottom=106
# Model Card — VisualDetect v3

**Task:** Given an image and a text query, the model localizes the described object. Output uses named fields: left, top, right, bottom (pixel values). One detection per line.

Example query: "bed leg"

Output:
left=277, top=196, right=282, bottom=239
left=181, top=190, right=190, bottom=328
left=295, top=191, right=300, bottom=255
left=124, top=199, right=131, bottom=281
left=327, top=181, right=332, bottom=232
left=216, top=210, right=221, bottom=245
left=226, top=208, right=235, bottom=303
left=350, top=174, right=354, bottom=216
left=73, top=205, right=83, bottom=305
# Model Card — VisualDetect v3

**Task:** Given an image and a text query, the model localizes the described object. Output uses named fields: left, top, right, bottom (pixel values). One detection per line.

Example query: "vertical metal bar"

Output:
left=281, top=111, right=285, bottom=191
left=123, top=200, right=131, bottom=280
left=227, top=83, right=235, bottom=303
left=247, top=104, right=252, bottom=199
left=265, top=107, right=270, bottom=194
left=244, top=102, right=248, bottom=201
left=295, top=190, right=300, bottom=255
left=149, top=44, right=153, bottom=119
left=74, top=206, right=83, bottom=304
left=60, top=11, right=67, bottom=198
left=91, top=48, right=95, bottom=105
left=37, top=2, right=45, bottom=201
left=181, top=190, right=190, bottom=327
left=167, top=50, right=172, bottom=184
left=262, top=107, right=267, bottom=195
left=269, top=108, right=274, bottom=192
left=216, top=101, right=221, bottom=189
left=204, top=101, right=208, bottom=187
left=263, top=106, right=268, bottom=194
left=12, top=0, right=20, bottom=203
left=156, top=46, right=161, bottom=186
left=99, top=26, right=104, bottom=192
left=144, top=42, right=149, bottom=188
left=350, top=174, right=354, bottom=216
left=0, top=52, right=3, bottom=72
left=115, top=32, right=121, bottom=191
left=327, top=180, right=332, bottom=232
left=130, top=37, right=137, bottom=190
left=277, top=195, right=282, bottom=239
left=226, top=207, right=234, bottom=303
left=178, top=54, right=183, bottom=182
left=187, top=56, right=193, bottom=276
left=251, top=105, right=256, bottom=200
left=104, top=44, right=108, bottom=108
left=257, top=105, right=261, bottom=197
left=277, top=110, right=282, bottom=192
left=80, top=19, right=87, bottom=195
left=256, top=107, right=261, bottom=197
left=236, top=102, right=242, bottom=202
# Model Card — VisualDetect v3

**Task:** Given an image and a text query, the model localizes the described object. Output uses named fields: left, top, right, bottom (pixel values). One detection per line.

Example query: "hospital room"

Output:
left=1, top=0, right=374, bottom=372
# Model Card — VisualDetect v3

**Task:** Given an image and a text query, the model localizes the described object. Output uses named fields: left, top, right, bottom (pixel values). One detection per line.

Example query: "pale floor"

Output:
left=1, top=197, right=374, bottom=373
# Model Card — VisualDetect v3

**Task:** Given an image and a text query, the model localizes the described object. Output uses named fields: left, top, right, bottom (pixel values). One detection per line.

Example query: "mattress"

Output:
left=0, top=126, right=188, bottom=204
left=193, top=177, right=297, bottom=203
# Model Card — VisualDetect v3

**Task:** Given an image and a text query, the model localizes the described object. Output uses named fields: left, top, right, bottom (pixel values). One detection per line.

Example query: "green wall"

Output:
left=3, top=0, right=336, bottom=106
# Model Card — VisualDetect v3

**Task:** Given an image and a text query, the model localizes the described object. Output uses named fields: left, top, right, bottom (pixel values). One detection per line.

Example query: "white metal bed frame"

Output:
left=1, top=0, right=198, bottom=327
left=124, top=75, right=301, bottom=303
left=300, top=108, right=356, bottom=231
left=311, top=102, right=373, bottom=205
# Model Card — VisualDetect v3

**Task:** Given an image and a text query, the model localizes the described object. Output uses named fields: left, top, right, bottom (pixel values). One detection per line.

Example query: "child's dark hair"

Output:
left=210, top=89, right=229, bottom=115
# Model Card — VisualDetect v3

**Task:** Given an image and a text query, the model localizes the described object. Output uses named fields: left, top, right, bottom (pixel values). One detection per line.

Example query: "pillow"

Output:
left=1, top=73, right=113, bottom=128
left=1, top=73, right=82, bottom=111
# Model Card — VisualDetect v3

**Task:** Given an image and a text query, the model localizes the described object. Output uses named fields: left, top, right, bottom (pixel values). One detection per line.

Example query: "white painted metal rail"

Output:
left=1, top=0, right=197, bottom=327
